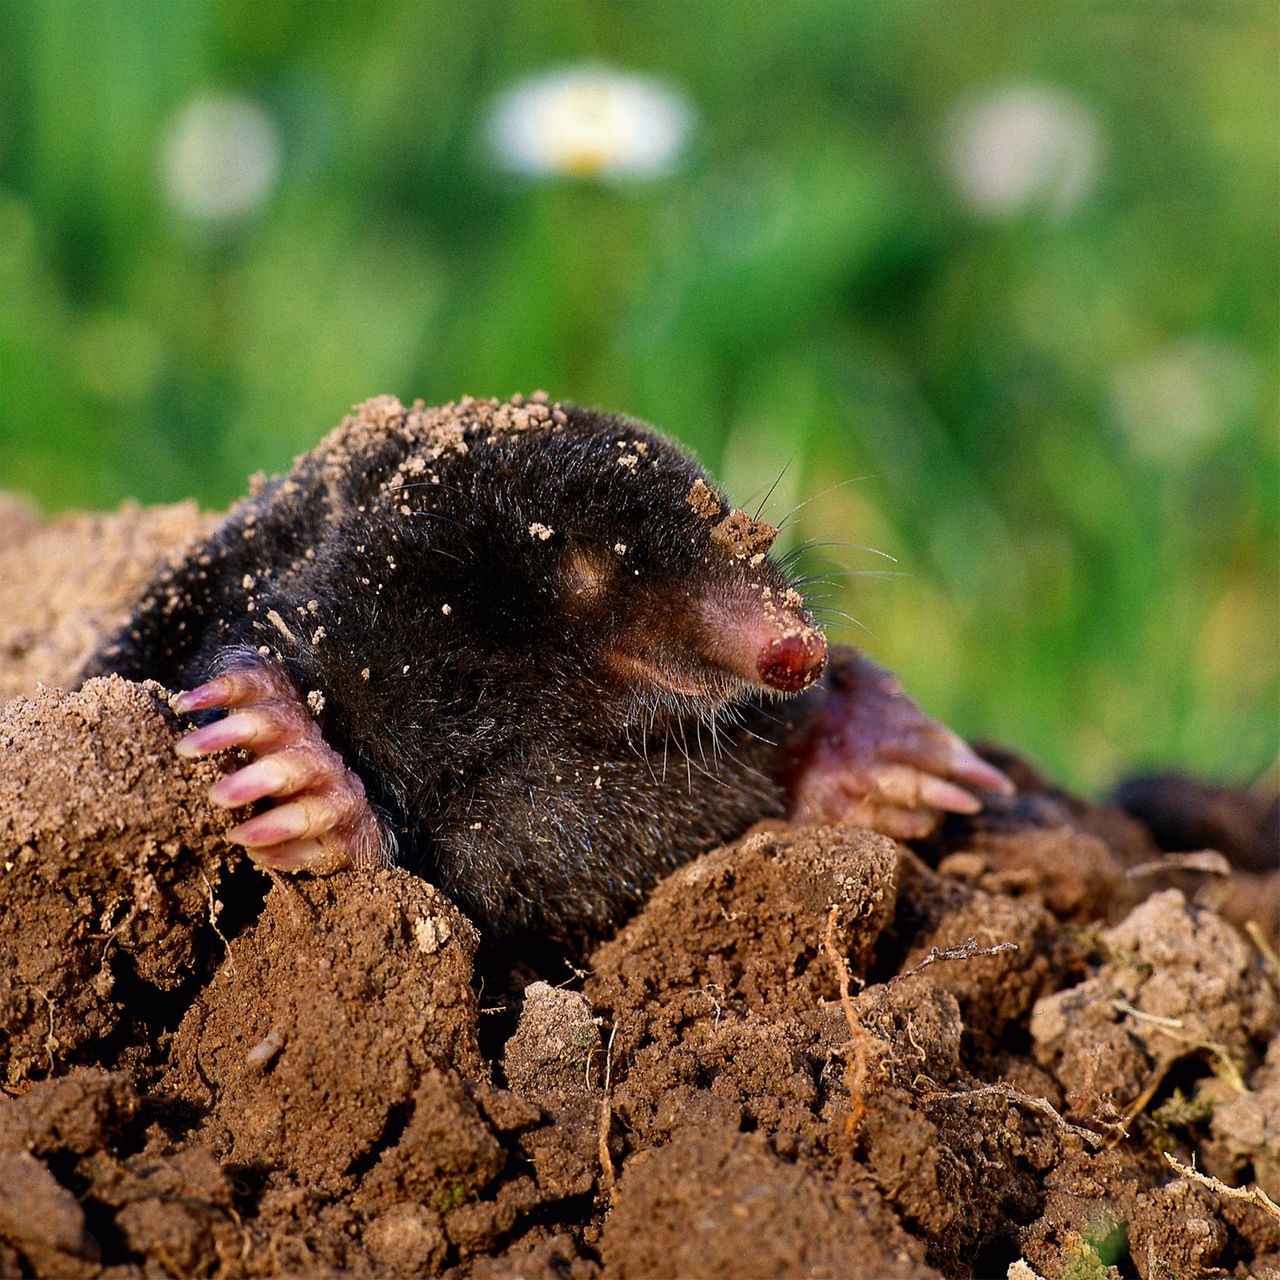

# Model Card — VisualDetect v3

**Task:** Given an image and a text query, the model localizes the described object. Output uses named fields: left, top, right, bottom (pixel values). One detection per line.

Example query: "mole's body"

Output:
left=85, top=395, right=1009, bottom=938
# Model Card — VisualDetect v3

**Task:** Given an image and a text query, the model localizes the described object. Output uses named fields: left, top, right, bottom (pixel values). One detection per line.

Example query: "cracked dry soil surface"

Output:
left=1, top=495, right=1278, bottom=1280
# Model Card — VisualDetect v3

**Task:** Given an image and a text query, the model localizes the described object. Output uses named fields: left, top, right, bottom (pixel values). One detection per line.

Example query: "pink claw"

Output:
left=172, top=668, right=281, bottom=714
left=174, top=657, right=391, bottom=875
left=175, top=709, right=290, bottom=757
left=925, top=734, right=1016, bottom=797
left=783, top=650, right=1014, bottom=838
left=206, top=751, right=331, bottom=807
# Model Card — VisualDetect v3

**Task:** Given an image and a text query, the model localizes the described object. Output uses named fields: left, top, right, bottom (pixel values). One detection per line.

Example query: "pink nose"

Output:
left=758, top=629, right=828, bottom=692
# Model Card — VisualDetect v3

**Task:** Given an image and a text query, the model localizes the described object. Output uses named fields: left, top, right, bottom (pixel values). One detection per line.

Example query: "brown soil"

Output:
left=1, top=499, right=1278, bottom=1280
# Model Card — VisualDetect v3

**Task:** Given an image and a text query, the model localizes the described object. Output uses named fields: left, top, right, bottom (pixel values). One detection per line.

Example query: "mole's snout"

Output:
left=691, top=588, right=827, bottom=696
left=758, top=627, right=827, bottom=692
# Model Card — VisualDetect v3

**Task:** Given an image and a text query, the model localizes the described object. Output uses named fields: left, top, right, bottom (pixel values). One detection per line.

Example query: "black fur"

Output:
left=85, top=397, right=817, bottom=938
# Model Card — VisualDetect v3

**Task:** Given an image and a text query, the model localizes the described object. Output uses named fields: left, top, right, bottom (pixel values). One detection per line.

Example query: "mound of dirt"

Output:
left=1, top=498, right=1277, bottom=1280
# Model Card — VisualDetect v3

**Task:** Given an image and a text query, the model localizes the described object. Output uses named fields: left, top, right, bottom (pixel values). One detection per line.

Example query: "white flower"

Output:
left=942, top=84, right=1102, bottom=220
left=487, top=64, right=693, bottom=182
left=160, top=94, right=282, bottom=223
left=1110, top=339, right=1261, bottom=463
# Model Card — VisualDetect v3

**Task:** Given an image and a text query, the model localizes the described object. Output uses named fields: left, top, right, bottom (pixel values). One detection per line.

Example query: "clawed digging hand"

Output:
left=787, top=655, right=1014, bottom=839
left=173, top=658, right=390, bottom=874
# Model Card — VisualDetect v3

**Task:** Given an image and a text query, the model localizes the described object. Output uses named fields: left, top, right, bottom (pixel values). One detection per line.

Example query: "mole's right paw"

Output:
left=173, top=660, right=390, bottom=874
left=782, top=652, right=1014, bottom=839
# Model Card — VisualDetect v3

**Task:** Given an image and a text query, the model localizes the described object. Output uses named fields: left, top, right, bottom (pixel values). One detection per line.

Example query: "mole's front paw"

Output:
left=784, top=653, right=1014, bottom=839
left=172, top=658, right=390, bottom=874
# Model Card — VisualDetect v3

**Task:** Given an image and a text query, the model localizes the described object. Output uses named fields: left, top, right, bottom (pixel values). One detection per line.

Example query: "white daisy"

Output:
left=1110, top=339, right=1260, bottom=463
left=160, top=93, right=281, bottom=224
left=487, top=64, right=693, bottom=182
left=942, top=84, right=1102, bottom=221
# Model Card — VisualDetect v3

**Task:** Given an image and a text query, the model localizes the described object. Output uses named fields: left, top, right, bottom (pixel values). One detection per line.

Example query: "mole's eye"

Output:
left=560, top=546, right=615, bottom=607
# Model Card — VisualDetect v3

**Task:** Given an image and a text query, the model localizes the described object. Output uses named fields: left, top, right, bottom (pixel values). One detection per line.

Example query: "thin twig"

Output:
left=35, top=988, right=57, bottom=1074
left=922, top=1081, right=1113, bottom=1148
left=1125, top=850, right=1230, bottom=879
left=1112, top=1003, right=1249, bottom=1095
left=1116, top=1066, right=1170, bottom=1144
left=822, top=904, right=872, bottom=1134
left=888, top=936, right=1019, bottom=985
left=202, top=873, right=235, bottom=973
left=265, top=867, right=305, bottom=928
left=1162, top=1151, right=1280, bottom=1223
left=597, top=1021, right=620, bottom=1203
left=1245, top=920, right=1280, bottom=981
left=1111, top=999, right=1183, bottom=1030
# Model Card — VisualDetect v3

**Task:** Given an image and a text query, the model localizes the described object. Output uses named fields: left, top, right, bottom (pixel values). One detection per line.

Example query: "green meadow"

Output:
left=1, top=0, right=1275, bottom=792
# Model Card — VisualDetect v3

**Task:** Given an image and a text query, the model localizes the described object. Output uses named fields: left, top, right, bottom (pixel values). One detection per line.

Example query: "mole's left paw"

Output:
left=784, top=653, right=1014, bottom=839
left=173, top=658, right=390, bottom=874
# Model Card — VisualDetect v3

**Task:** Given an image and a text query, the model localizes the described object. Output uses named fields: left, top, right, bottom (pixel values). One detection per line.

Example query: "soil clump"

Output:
left=1, top=497, right=1276, bottom=1279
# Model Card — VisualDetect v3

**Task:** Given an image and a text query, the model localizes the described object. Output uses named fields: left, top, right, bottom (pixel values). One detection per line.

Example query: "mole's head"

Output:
left=397, top=404, right=827, bottom=732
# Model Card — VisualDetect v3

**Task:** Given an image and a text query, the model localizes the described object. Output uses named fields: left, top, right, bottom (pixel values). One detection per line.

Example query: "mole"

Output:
left=83, top=393, right=1012, bottom=938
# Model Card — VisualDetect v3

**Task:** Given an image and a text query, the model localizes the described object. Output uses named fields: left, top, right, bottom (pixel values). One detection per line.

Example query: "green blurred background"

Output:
left=1, top=0, right=1276, bottom=792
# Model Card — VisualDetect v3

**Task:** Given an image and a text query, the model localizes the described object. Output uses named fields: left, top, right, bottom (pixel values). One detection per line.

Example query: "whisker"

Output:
left=696, top=716, right=716, bottom=773
left=680, top=721, right=723, bottom=788
left=753, top=458, right=795, bottom=521
left=808, top=606, right=871, bottom=636
left=776, top=538, right=823, bottom=571
left=742, top=701, right=787, bottom=729
left=707, top=707, right=724, bottom=767
left=783, top=539, right=898, bottom=563
left=736, top=719, right=780, bottom=749
left=789, top=569, right=906, bottom=588
left=776, top=477, right=872, bottom=530
left=704, top=703, right=777, bottom=784
left=403, top=509, right=466, bottom=529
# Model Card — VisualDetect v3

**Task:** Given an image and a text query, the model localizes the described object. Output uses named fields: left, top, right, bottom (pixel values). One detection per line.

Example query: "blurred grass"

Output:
left=0, top=0, right=1275, bottom=792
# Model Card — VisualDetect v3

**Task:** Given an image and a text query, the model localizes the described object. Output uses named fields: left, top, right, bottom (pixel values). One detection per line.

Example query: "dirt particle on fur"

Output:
left=710, top=507, right=778, bottom=559
left=686, top=476, right=722, bottom=520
